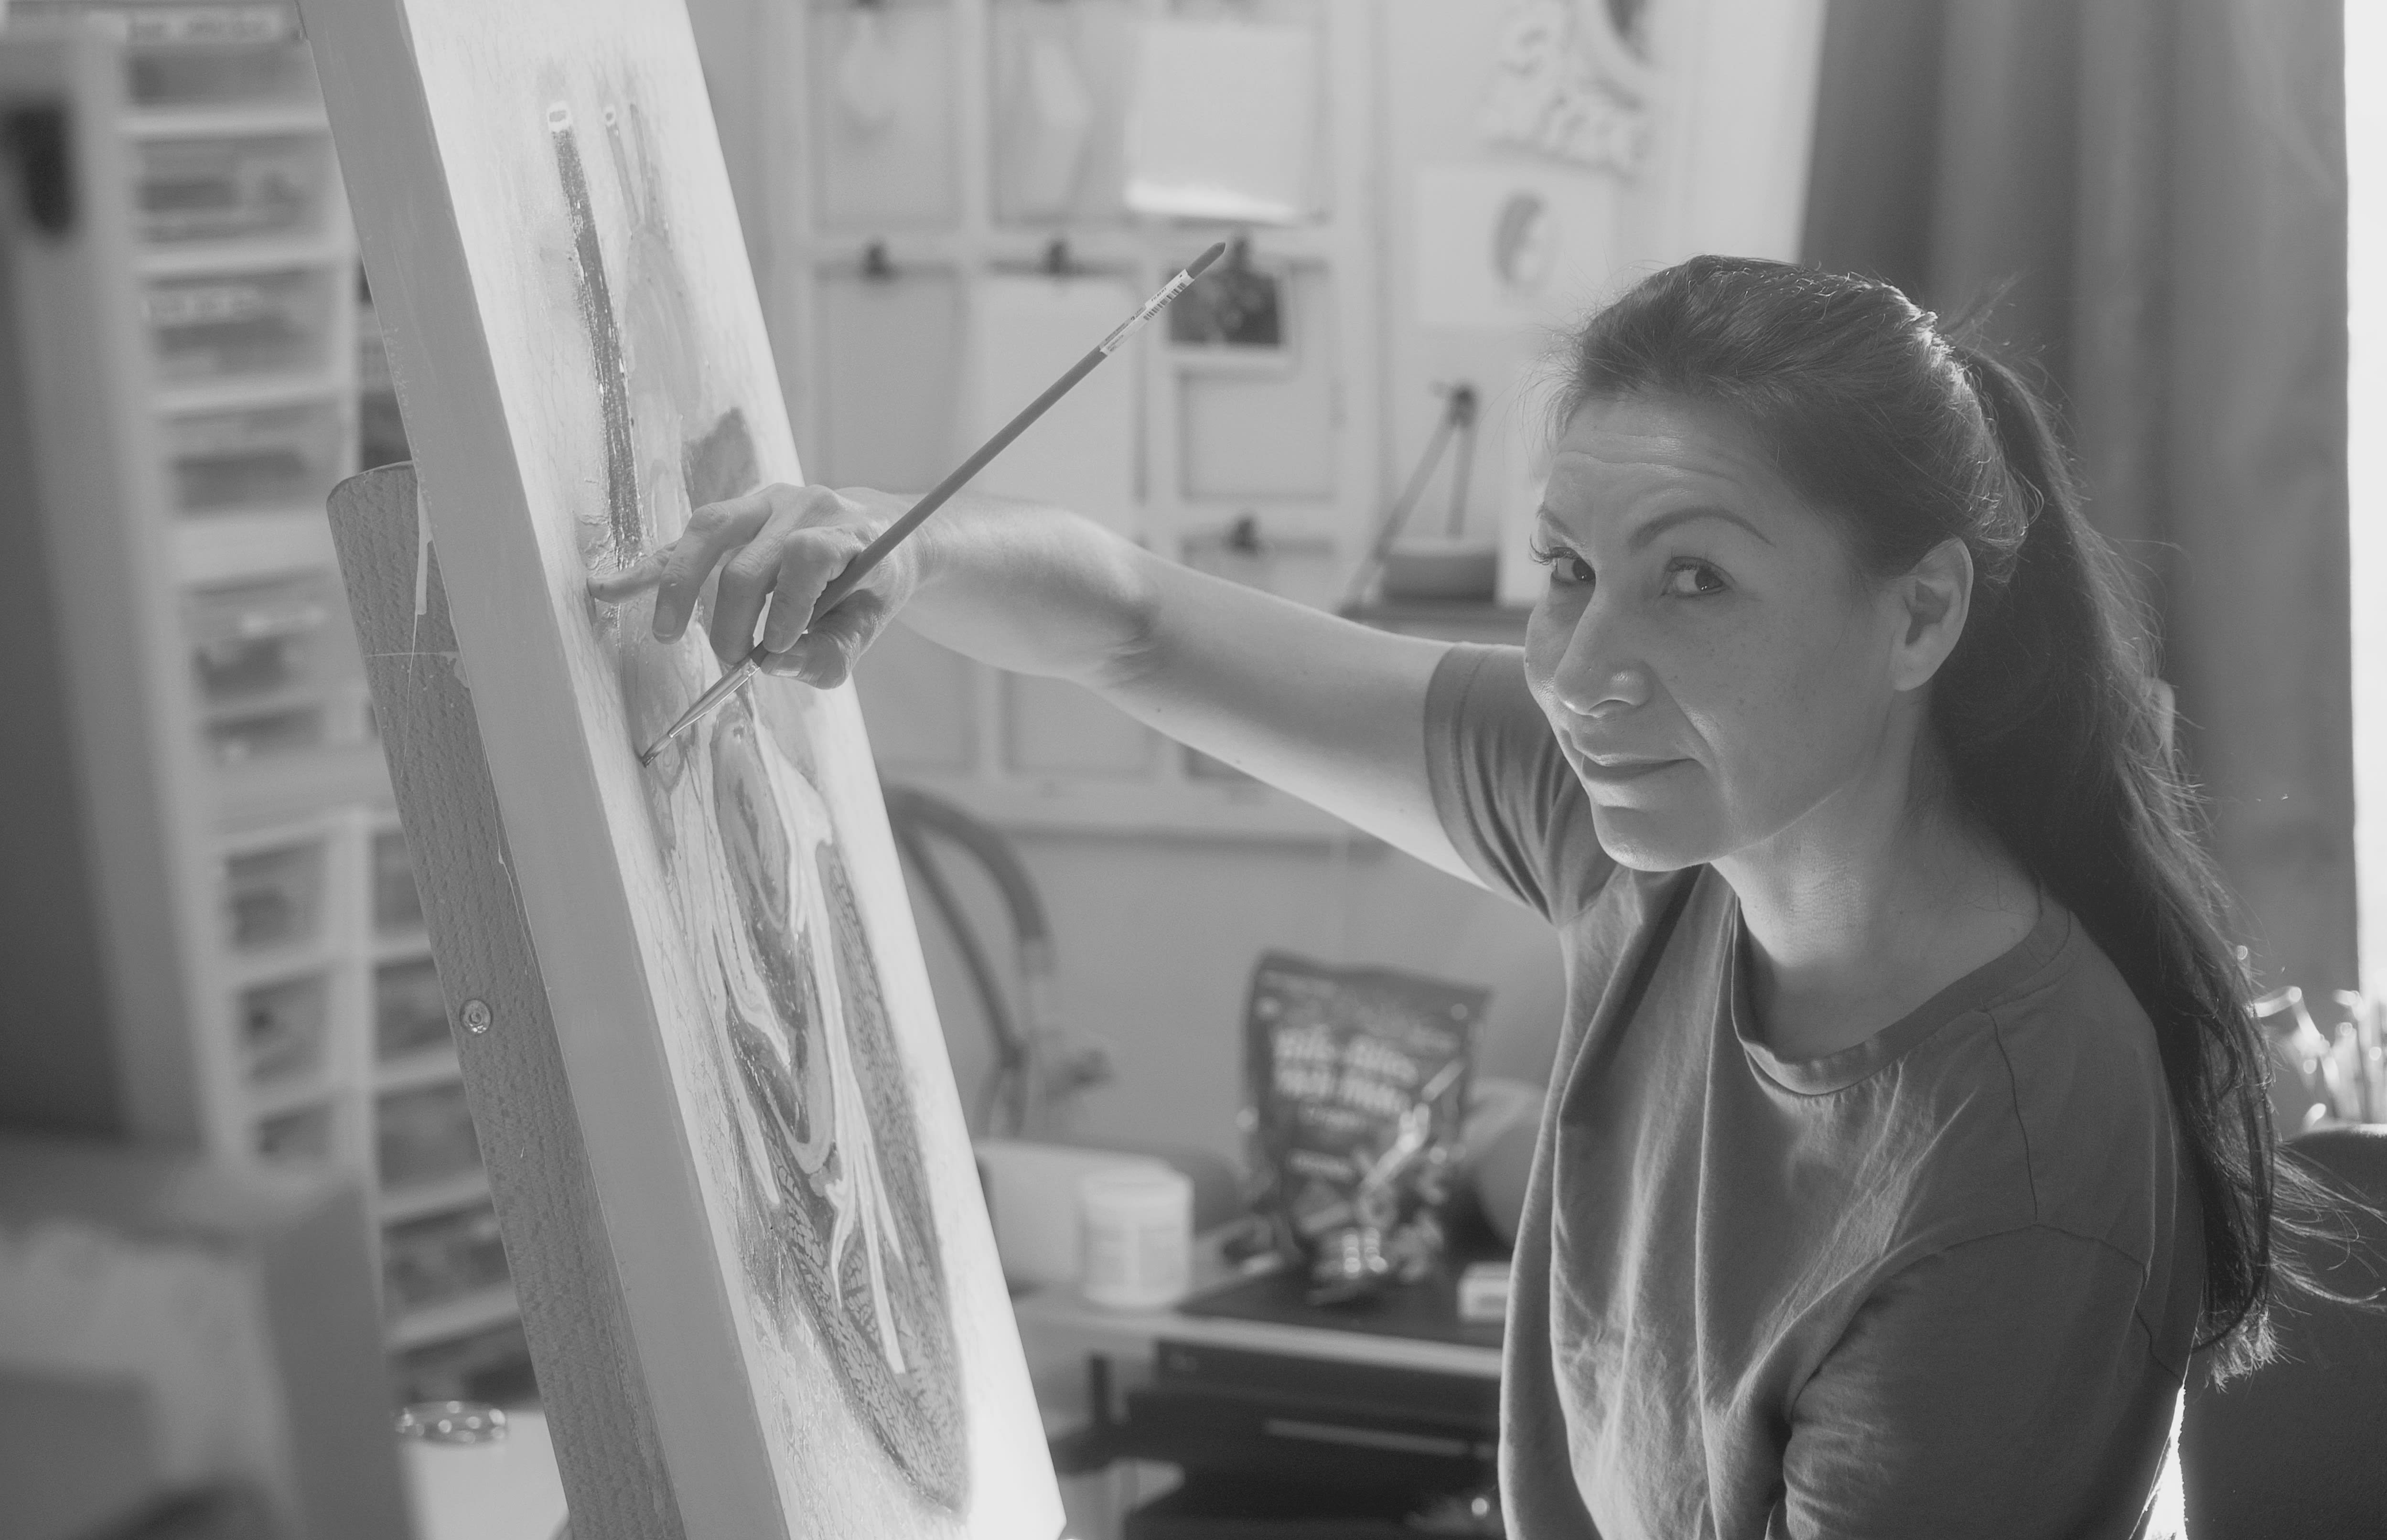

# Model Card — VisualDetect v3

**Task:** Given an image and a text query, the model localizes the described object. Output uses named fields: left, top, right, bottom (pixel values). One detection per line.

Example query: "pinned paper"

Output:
left=1411, top=163, right=1618, bottom=331
left=958, top=274, right=1141, bottom=535
left=998, top=16, right=1097, bottom=219
left=809, top=4, right=959, bottom=231
left=1123, top=17, right=1317, bottom=225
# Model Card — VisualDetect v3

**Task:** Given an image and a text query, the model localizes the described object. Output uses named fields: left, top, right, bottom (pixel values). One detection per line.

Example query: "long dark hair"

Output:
left=1555, top=254, right=2316, bottom=1381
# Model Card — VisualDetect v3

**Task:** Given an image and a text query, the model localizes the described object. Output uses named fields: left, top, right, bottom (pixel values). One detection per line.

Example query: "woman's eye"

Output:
left=1663, top=561, right=1727, bottom=598
left=1530, top=542, right=1595, bottom=588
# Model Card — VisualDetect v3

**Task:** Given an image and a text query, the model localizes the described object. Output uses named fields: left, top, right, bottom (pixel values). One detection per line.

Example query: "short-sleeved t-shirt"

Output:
left=1423, top=645, right=2203, bottom=1540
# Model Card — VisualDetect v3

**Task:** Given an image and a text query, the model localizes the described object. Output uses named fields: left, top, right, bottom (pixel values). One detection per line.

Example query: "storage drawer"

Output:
left=144, top=267, right=334, bottom=382
left=205, top=702, right=331, bottom=764
left=185, top=569, right=341, bottom=706
left=375, top=957, right=448, bottom=1062
left=239, top=971, right=329, bottom=1085
left=119, top=10, right=317, bottom=110
left=376, top=1081, right=481, bottom=1190
left=255, top=1099, right=335, bottom=1165
left=220, top=832, right=326, bottom=952
left=137, top=134, right=333, bottom=245
left=383, top=1204, right=509, bottom=1315
left=166, top=400, right=344, bottom=516
left=371, top=827, right=425, bottom=934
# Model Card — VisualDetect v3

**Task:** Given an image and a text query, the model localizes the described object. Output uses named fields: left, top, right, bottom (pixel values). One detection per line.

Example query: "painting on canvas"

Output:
left=299, top=1, right=1062, bottom=1536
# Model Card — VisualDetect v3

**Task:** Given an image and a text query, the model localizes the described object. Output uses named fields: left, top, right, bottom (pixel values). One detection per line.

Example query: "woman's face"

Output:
left=1523, top=393, right=1923, bottom=872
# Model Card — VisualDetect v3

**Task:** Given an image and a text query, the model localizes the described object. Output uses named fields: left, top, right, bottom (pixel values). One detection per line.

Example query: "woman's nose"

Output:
left=1548, top=602, right=1651, bottom=718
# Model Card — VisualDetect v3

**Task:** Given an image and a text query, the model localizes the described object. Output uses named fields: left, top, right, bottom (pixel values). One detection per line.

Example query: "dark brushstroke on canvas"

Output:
left=711, top=700, right=965, bottom=1510
left=684, top=406, right=758, bottom=512
left=549, top=103, right=642, bottom=559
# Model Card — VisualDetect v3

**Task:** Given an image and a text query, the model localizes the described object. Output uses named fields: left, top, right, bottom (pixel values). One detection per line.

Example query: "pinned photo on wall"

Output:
left=1411, top=163, right=1618, bottom=331
left=1165, top=238, right=1291, bottom=371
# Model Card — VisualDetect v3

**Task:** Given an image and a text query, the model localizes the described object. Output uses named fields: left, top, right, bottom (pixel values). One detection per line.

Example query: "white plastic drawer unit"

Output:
left=136, top=133, right=334, bottom=245
left=219, top=829, right=328, bottom=953
left=239, top=969, right=332, bottom=1086
left=143, top=266, right=334, bottom=382
left=166, top=398, right=345, bottom=517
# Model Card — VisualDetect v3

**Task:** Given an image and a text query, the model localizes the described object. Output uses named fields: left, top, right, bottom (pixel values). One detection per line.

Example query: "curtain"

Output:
left=1801, top=0, right=2354, bottom=1000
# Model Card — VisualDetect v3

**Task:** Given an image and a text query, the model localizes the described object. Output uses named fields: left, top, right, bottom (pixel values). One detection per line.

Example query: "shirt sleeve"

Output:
left=1774, top=1226, right=2183, bottom=1540
left=1422, top=643, right=1613, bottom=923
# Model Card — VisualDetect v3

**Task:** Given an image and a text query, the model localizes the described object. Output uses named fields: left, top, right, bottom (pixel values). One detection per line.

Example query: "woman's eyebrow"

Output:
left=1626, top=505, right=1774, bottom=549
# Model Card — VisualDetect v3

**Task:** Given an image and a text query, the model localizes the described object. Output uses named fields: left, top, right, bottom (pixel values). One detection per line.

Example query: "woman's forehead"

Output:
left=1549, top=395, right=1785, bottom=502
left=1543, top=394, right=1823, bottom=538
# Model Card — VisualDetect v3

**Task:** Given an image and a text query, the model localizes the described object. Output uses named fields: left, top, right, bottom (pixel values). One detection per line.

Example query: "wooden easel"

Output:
left=328, top=462, right=678, bottom=1539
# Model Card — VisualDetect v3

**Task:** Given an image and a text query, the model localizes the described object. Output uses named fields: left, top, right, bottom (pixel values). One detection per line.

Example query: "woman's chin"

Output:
left=1585, top=803, right=1718, bottom=874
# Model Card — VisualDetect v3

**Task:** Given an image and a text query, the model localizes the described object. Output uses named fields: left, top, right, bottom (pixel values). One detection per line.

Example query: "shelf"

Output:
left=155, top=367, right=346, bottom=417
left=388, top=1284, right=518, bottom=1352
left=123, top=102, right=329, bottom=141
left=376, top=1044, right=463, bottom=1095
left=376, top=1168, right=490, bottom=1225
left=139, top=231, right=350, bottom=279
left=171, top=507, right=337, bottom=585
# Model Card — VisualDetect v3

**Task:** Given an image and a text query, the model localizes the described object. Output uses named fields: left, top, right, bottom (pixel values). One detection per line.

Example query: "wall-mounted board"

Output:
left=297, top=2, right=1063, bottom=1537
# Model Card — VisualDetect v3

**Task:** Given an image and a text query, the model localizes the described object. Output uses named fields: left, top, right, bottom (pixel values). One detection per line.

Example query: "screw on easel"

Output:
left=462, top=1000, right=493, bottom=1035
left=1, top=103, right=75, bottom=237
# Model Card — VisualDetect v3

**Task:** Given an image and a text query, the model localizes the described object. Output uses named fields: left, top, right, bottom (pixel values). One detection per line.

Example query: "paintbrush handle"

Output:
left=794, top=245, right=1222, bottom=625
left=800, top=343, right=1111, bottom=626
left=638, top=242, right=1226, bottom=763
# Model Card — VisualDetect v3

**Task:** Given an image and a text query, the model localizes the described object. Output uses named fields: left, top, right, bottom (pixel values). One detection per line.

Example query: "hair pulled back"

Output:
left=1557, top=254, right=2299, bottom=1380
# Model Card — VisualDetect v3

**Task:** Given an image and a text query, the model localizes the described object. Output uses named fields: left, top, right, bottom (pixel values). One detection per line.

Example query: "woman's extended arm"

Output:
left=589, top=483, right=1476, bottom=881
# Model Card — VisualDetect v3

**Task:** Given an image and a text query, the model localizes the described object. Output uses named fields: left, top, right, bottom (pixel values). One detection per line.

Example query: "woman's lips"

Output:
left=1567, top=749, right=1684, bottom=786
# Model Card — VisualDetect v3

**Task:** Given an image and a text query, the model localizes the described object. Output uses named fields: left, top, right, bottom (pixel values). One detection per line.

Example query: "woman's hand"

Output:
left=588, top=483, right=917, bottom=688
left=590, top=478, right=1473, bottom=885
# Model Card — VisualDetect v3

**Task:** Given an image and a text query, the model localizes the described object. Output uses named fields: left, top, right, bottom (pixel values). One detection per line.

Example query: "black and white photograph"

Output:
left=0, top=2, right=2376, bottom=1538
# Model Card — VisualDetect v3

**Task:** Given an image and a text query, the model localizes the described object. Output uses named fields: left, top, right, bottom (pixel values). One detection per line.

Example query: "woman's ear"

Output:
left=1888, top=537, right=1974, bottom=693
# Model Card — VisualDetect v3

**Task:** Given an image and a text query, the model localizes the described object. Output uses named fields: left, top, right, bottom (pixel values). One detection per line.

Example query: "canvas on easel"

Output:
left=296, top=2, right=1063, bottom=1537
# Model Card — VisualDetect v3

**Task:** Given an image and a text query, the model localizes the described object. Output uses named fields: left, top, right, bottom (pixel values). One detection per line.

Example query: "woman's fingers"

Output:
left=586, top=546, right=670, bottom=602
left=586, top=481, right=897, bottom=673
left=704, top=485, right=875, bottom=665
left=712, top=518, right=841, bottom=664
left=648, top=488, right=779, bottom=641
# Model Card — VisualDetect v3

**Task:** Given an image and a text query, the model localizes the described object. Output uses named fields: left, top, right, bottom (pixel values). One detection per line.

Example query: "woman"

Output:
left=596, top=257, right=2294, bottom=1535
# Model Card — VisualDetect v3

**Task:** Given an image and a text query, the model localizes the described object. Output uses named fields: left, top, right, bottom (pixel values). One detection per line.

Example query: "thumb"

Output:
left=760, top=601, right=880, bottom=688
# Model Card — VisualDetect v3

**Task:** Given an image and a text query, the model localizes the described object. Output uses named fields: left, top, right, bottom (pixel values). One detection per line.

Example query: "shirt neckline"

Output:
left=1730, top=892, right=2075, bottom=1095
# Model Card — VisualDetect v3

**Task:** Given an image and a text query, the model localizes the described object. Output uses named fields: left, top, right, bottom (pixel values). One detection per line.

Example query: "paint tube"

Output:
left=1240, top=952, right=1489, bottom=1305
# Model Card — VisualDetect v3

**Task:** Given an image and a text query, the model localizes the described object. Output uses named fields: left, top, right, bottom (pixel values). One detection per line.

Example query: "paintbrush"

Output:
left=637, top=240, right=1227, bottom=766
